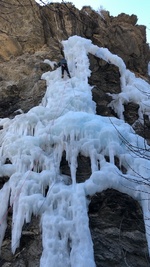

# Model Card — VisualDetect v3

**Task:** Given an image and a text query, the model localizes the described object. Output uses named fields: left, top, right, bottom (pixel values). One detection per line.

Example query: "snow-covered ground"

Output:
left=0, top=35, right=150, bottom=266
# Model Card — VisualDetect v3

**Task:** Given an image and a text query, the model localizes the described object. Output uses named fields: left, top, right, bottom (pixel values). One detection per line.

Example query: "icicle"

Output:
left=0, top=182, right=10, bottom=252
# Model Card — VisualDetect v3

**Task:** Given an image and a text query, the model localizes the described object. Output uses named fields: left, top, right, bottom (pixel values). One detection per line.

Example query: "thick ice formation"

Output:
left=0, top=35, right=150, bottom=266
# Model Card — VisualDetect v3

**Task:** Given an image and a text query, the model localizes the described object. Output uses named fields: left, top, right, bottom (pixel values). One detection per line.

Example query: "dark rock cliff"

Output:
left=0, top=1, right=150, bottom=266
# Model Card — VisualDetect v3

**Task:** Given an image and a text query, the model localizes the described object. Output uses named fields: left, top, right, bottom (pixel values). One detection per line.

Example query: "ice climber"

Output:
left=58, top=58, right=71, bottom=78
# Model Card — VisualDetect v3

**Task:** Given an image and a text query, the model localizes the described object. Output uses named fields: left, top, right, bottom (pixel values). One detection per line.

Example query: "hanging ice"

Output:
left=0, top=35, right=150, bottom=266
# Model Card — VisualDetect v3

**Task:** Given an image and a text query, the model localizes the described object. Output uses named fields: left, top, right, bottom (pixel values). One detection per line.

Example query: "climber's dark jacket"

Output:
left=58, top=58, right=71, bottom=78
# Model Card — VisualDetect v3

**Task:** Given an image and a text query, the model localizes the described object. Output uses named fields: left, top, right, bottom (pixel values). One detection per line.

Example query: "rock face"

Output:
left=89, top=189, right=149, bottom=267
left=1, top=216, right=42, bottom=267
left=0, top=0, right=149, bottom=120
left=0, top=51, right=48, bottom=117
left=0, top=1, right=150, bottom=266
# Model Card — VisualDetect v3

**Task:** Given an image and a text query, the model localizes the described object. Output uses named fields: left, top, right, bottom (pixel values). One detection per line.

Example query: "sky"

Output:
left=36, top=0, right=150, bottom=43
left=0, top=35, right=150, bottom=266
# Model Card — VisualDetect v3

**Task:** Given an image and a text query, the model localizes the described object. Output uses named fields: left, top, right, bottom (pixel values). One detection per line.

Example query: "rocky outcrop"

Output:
left=0, top=1, right=150, bottom=266
left=0, top=1, right=150, bottom=123
left=1, top=215, right=42, bottom=267
left=91, top=10, right=149, bottom=75
left=89, top=189, right=149, bottom=267
left=0, top=50, right=49, bottom=117
left=0, top=0, right=44, bottom=58
left=0, top=1, right=149, bottom=123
